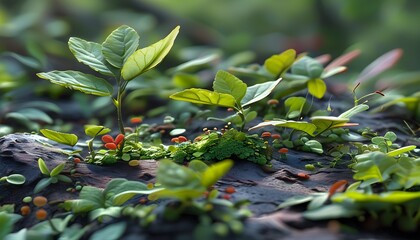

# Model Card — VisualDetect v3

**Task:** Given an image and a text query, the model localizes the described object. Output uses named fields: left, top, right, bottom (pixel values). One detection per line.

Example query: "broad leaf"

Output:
left=303, top=204, right=361, bottom=220
left=291, top=56, right=324, bottom=79
left=68, top=37, right=113, bottom=76
left=332, top=191, right=420, bottom=204
left=338, top=104, right=369, bottom=118
left=102, top=25, right=140, bottom=68
left=284, top=97, right=306, bottom=119
left=241, top=78, right=282, bottom=107
left=34, top=178, right=52, bottom=193
left=170, top=89, right=236, bottom=108
left=156, top=159, right=202, bottom=190
left=40, top=129, right=78, bottom=146
left=112, top=188, right=163, bottom=206
left=249, top=120, right=317, bottom=136
left=89, top=207, right=122, bottom=221
left=307, top=78, right=326, bottom=99
left=17, top=108, right=53, bottom=124
left=278, top=194, right=318, bottom=209
left=148, top=188, right=204, bottom=201
left=122, top=26, right=180, bottom=80
left=264, top=49, right=296, bottom=77
left=37, top=70, right=114, bottom=96
left=213, top=70, right=247, bottom=103
left=201, top=159, right=234, bottom=188
left=89, top=221, right=126, bottom=240
left=84, top=125, right=111, bottom=137
left=387, top=145, right=417, bottom=157
left=310, top=116, right=349, bottom=135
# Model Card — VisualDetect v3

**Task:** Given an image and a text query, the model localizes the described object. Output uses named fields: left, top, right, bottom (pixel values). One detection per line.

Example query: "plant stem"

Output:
left=116, top=90, right=125, bottom=134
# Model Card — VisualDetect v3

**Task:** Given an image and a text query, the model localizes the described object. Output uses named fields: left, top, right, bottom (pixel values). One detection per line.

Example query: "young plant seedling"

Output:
left=34, top=158, right=72, bottom=193
left=37, top=25, right=180, bottom=134
left=170, top=70, right=282, bottom=131
left=0, top=174, right=26, bottom=185
left=84, top=124, right=111, bottom=161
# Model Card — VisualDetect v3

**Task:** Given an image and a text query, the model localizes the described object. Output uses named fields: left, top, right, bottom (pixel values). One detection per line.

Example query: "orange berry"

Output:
left=267, top=99, right=279, bottom=105
left=171, top=137, right=179, bottom=143
left=225, top=186, right=236, bottom=194
left=104, top=143, right=117, bottom=150
left=178, top=136, right=188, bottom=143
left=227, top=108, right=234, bottom=112
left=114, top=134, right=125, bottom=145
left=102, top=135, right=114, bottom=144
left=33, top=196, right=48, bottom=207
left=297, top=172, right=310, bottom=180
left=35, top=209, right=48, bottom=220
left=194, top=136, right=202, bottom=142
left=261, top=132, right=272, bottom=138
left=271, top=134, right=281, bottom=139
left=222, top=194, right=231, bottom=200
left=278, top=148, right=289, bottom=154
left=130, top=117, right=143, bottom=124
left=73, top=158, right=81, bottom=164
left=20, top=205, right=31, bottom=216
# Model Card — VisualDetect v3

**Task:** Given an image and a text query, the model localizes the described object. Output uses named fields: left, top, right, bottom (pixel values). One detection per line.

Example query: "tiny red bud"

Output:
left=225, top=186, right=236, bottom=194
left=261, top=132, right=272, bottom=138
left=114, top=134, right=125, bottom=145
left=130, top=117, right=143, bottom=124
left=279, top=148, right=289, bottom=154
left=73, top=158, right=81, bottom=164
left=222, top=194, right=231, bottom=200
left=178, top=136, right=188, bottom=143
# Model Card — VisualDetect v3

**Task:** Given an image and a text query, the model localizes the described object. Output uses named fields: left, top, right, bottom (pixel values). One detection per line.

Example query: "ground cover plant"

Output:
left=1, top=21, right=419, bottom=240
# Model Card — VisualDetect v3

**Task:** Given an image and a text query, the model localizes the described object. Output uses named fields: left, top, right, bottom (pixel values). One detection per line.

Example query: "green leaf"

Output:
left=291, top=56, right=324, bottom=79
left=156, top=159, right=202, bottom=190
left=249, top=120, right=317, bottom=136
left=307, top=78, right=326, bottom=99
left=102, top=25, right=140, bottom=68
left=332, top=191, right=420, bottom=204
left=6, top=174, right=26, bottom=185
left=284, top=97, right=306, bottom=119
left=90, top=222, right=126, bottom=240
left=387, top=145, right=417, bottom=157
left=17, top=108, right=53, bottom=124
left=354, top=164, right=383, bottom=183
left=34, top=178, right=52, bottom=193
left=50, top=162, right=65, bottom=177
left=201, top=159, right=234, bottom=188
left=305, top=140, right=323, bottom=154
left=112, top=188, right=163, bottom=206
left=321, top=66, right=347, bottom=78
left=121, top=26, right=180, bottom=80
left=338, top=104, right=369, bottom=118
left=303, top=204, right=361, bottom=220
left=68, top=37, right=113, bottom=76
left=278, top=194, right=318, bottom=209
left=89, top=207, right=122, bottom=221
left=84, top=125, right=111, bottom=137
left=149, top=188, right=204, bottom=201
left=310, top=116, right=349, bottom=135
left=241, top=78, right=282, bottom=107
left=169, top=54, right=220, bottom=73
left=213, top=70, right=247, bottom=103
left=37, top=70, right=114, bottom=97
left=38, top=158, right=50, bottom=175
left=188, top=160, right=209, bottom=174
left=264, top=49, right=296, bottom=77
left=40, top=129, right=78, bottom=146
left=169, top=89, right=236, bottom=108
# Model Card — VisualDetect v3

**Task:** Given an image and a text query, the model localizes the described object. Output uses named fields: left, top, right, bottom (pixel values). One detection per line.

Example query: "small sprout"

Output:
left=297, top=172, right=310, bottom=180
left=22, top=196, right=32, bottom=203
left=261, top=132, right=272, bottom=138
left=128, top=160, right=140, bottom=167
left=130, top=117, right=143, bottom=124
left=35, top=209, right=48, bottom=220
left=222, top=194, right=231, bottom=200
left=278, top=148, right=289, bottom=159
left=305, top=164, right=316, bottom=171
left=271, top=134, right=281, bottom=139
left=20, top=205, right=31, bottom=216
left=225, top=186, right=236, bottom=194
left=33, top=196, right=48, bottom=207
left=267, top=99, right=279, bottom=106
left=73, top=158, right=81, bottom=164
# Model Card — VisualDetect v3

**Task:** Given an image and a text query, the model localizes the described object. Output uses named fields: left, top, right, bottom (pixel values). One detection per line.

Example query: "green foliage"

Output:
left=0, top=174, right=26, bottom=185
left=169, top=128, right=271, bottom=165
left=170, top=70, right=281, bottom=130
left=0, top=206, right=22, bottom=240
left=40, top=129, right=78, bottom=146
left=34, top=158, right=72, bottom=193
left=37, top=25, right=179, bottom=134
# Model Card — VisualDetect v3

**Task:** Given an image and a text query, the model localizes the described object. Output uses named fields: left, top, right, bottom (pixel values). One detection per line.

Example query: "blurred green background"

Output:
left=1, top=0, right=420, bottom=71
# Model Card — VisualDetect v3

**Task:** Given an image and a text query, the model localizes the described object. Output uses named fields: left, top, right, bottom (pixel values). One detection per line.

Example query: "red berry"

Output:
left=130, top=117, right=143, bottom=124
left=105, top=143, right=117, bottom=150
left=114, top=134, right=125, bottom=145
left=271, top=134, right=281, bottom=139
left=297, top=172, right=310, bottom=180
left=102, top=135, right=114, bottom=144
left=279, top=148, right=289, bottom=154
left=35, top=209, right=47, bottom=220
left=20, top=205, right=31, bottom=216
left=261, top=132, right=272, bottom=138
left=73, top=158, right=81, bottom=164
left=222, top=194, right=231, bottom=200
left=225, top=186, right=236, bottom=194
left=178, top=136, right=188, bottom=143
left=171, top=137, right=179, bottom=143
